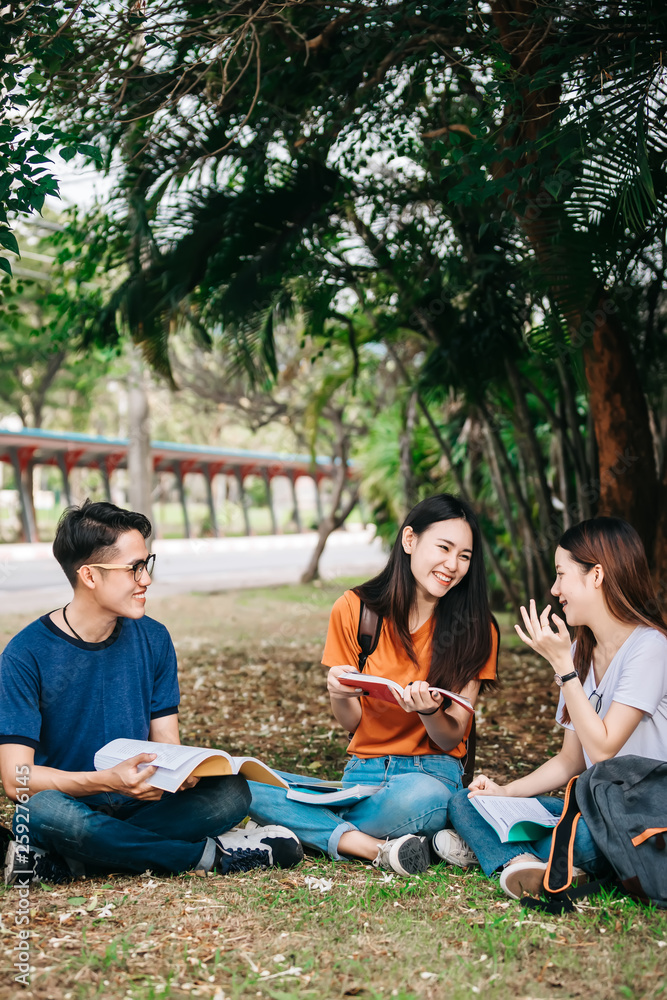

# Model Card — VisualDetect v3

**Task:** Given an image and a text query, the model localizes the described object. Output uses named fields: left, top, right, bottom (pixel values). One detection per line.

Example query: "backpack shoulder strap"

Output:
left=461, top=715, right=477, bottom=789
left=544, top=774, right=583, bottom=894
left=462, top=618, right=500, bottom=788
left=357, top=601, right=382, bottom=670
left=520, top=776, right=583, bottom=913
left=521, top=775, right=613, bottom=914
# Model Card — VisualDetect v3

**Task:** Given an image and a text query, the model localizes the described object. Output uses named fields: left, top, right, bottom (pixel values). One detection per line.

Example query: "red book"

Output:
left=337, top=671, right=474, bottom=714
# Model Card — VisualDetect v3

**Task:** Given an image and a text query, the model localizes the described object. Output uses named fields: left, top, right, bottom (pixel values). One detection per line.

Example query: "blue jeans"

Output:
left=18, top=775, right=251, bottom=876
left=448, top=789, right=613, bottom=879
left=249, top=754, right=464, bottom=859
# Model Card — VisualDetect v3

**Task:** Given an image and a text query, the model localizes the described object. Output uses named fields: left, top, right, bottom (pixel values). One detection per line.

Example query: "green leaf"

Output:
left=0, top=257, right=12, bottom=276
left=59, top=147, right=77, bottom=162
left=76, top=143, right=103, bottom=162
left=67, top=896, right=86, bottom=905
left=0, top=230, right=19, bottom=254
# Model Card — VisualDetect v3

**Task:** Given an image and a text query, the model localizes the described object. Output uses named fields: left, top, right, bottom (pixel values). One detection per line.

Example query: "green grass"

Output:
left=4, top=862, right=664, bottom=1000
left=232, top=577, right=363, bottom=607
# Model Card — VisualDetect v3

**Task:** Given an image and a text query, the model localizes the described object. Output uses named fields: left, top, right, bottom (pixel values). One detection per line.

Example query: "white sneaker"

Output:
left=372, top=835, right=431, bottom=876
left=499, top=853, right=587, bottom=899
left=431, top=829, right=479, bottom=867
left=224, top=820, right=261, bottom=834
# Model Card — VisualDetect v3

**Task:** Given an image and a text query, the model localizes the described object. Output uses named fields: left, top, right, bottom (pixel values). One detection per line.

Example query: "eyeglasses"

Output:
left=78, top=554, right=156, bottom=583
left=588, top=689, right=603, bottom=714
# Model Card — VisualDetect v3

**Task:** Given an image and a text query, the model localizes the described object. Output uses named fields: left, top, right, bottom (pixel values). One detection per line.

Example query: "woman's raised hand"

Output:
left=395, top=680, right=444, bottom=714
left=514, top=599, right=572, bottom=672
left=327, top=665, right=364, bottom=699
left=467, top=773, right=506, bottom=798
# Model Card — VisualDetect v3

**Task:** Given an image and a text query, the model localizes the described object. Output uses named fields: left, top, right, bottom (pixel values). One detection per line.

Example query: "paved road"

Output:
left=0, top=530, right=386, bottom=613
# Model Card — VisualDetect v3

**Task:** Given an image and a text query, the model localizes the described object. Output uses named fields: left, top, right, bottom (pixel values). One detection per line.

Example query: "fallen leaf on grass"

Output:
left=537, top=960, right=553, bottom=982
left=259, top=965, right=303, bottom=980
left=304, top=875, right=333, bottom=893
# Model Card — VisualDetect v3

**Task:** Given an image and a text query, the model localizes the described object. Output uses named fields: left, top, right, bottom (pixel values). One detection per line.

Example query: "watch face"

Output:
left=555, top=674, right=564, bottom=687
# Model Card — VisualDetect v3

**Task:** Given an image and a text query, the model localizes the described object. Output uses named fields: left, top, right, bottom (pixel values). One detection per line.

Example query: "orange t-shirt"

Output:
left=322, top=590, right=498, bottom=758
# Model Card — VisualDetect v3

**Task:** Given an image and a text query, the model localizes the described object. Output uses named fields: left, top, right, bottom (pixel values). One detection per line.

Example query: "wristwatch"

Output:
left=554, top=670, right=578, bottom=687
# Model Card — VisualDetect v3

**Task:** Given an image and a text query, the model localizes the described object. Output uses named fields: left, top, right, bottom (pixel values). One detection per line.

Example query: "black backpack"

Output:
left=523, top=755, right=667, bottom=914
left=356, top=601, right=477, bottom=788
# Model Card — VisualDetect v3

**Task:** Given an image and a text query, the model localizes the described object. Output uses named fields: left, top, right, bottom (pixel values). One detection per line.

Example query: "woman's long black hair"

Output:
left=354, top=494, right=498, bottom=693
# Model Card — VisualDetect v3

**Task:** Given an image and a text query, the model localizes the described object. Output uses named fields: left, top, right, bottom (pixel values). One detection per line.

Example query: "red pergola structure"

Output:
left=0, top=428, right=347, bottom=542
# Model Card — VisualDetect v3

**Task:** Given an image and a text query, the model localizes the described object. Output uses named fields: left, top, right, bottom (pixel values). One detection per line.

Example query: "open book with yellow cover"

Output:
left=94, top=738, right=288, bottom=794
left=94, top=738, right=378, bottom=804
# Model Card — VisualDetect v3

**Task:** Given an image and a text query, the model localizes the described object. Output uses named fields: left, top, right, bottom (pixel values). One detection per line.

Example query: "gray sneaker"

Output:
left=372, top=835, right=431, bottom=876
left=431, top=829, right=479, bottom=867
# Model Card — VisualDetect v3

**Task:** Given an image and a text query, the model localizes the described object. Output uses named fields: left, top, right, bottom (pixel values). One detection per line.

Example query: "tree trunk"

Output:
left=491, top=0, right=661, bottom=566
left=478, top=399, right=552, bottom=595
left=399, top=390, right=418, bottom=518
left=416, top=396, right=521, bottom=611
left=555, top=359, right=591, bottom=520
left=127, top=352, right=154, bottom=529
left=581, top=302, right=658, bottom=554
left=21, top=462, right=38, bottom=543
left=481, top=421, right=521, bottom=564
left=300, top=480, right=359, bottom=583
left=652, top=466, right=667, bottom=589
left=505, top=358, right=553, bottom=536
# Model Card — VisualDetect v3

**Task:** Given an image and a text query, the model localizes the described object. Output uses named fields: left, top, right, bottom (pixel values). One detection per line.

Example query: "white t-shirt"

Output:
left=557, top=626, right=667, bottom=768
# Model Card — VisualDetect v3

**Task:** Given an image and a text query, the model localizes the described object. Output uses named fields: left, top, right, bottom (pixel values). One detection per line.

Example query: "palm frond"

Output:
left=90, top=159, right=340, bottom=382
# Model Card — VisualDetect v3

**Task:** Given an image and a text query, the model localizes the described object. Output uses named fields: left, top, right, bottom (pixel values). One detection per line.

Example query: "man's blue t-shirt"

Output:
left=0, top=614, right=180, bottom=773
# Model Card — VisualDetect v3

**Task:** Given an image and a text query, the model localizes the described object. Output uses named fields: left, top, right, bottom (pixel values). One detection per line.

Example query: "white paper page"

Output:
left=471, top=795, right=559, bottom=837
left=95, top=739, right=208, bottom=771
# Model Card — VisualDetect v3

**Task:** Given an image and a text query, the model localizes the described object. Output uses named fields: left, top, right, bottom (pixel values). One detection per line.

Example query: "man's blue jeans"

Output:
left=448, top=788, right=612, bottom=878
left=249, top=754, right=464, bottom=859
left=19, top=775, right=251, bottom=876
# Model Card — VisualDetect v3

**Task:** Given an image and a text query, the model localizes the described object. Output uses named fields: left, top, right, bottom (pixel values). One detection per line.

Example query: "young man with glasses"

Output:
left=0, top=500, right=302, bottom=884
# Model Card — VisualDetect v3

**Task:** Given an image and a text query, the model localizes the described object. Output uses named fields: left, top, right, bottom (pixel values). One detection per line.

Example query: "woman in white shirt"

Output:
left=436, top=516, right=667, bottom=898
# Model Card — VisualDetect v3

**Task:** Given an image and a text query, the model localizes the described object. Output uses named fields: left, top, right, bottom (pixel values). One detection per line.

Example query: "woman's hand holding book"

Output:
left=394, top=680, right=444, bottom=715
left=327, top=665, right=366, bottom=700
left=467, top=773, right=510, bottom=799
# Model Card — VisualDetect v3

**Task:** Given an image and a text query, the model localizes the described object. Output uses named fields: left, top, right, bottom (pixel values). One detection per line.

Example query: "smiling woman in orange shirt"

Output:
left=247, top=494, right=499, bottom=876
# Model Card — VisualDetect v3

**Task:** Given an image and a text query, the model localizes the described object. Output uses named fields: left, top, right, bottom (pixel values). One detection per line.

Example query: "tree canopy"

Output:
left=3, top=1, right=666, bottom=592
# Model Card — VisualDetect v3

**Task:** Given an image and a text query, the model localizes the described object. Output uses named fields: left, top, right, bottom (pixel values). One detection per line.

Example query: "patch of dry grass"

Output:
left=0, top=587, right=666, bottom=1000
